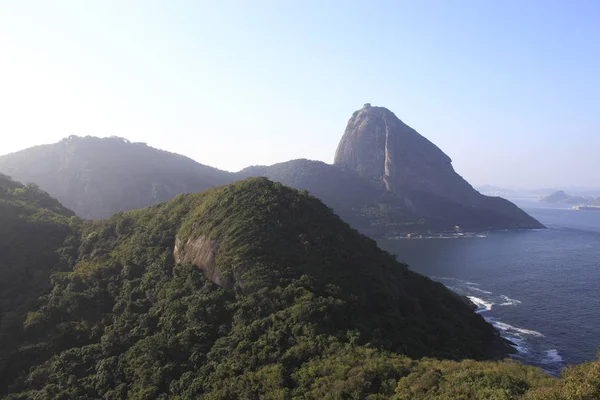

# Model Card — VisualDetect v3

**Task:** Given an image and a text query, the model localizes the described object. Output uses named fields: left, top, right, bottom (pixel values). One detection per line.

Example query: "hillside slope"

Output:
left=0, top=174, right=79, bottom=388
left=237, top=159, right=423, bottom=235
left=2, top=177, right=599, bottom=399
left=0, top=178, right=510, bottom=397
left=0, top=173, right=76, bottom=321
left=0, top=136, right=233, bottom=219
left=239, top=159, right=543, bottom=236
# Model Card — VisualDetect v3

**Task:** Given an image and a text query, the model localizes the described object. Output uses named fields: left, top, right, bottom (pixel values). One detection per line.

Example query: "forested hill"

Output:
left=0, top=136, right=233, bottom=220
left=1, top=176, right=599, bottom=399
left=238, top=158, right=543, bottom=237
left=0, top=173, right=79, bottom=389
left=237, top=159, right=423, bottom=235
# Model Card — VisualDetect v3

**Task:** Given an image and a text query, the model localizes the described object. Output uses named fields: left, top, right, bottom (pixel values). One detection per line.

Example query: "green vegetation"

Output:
left=0, top=174, right=79, bottom=391
left=238, top=159, right=426, bottom=236
left=0, top=176, right=598, bottom=399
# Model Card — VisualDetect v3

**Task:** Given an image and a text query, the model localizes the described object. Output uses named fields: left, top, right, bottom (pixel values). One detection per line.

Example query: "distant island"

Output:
left=541, top=190, right=600, bottom=207
left=571, top=205, right=600, bottom=211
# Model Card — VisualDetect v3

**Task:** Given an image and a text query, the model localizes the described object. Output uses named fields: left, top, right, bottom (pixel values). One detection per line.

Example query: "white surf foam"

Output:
left=435, top=278, right=552, bottom=364
left=432, top=276, right=458, bottom=282
left=505, top=336, right=530, bottom=355
left=499, top=295, right=522, bottom=306
left=467, top=296, right=493, bottom=312
left=470, top=287, right=493, bottom=295
left=541, top=349, right=563, bottom=364
left=492, top=321, right=544, bottom=337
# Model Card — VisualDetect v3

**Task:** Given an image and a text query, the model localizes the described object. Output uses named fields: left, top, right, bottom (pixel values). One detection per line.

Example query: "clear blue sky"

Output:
left=1, top=0, right=598, bottom=188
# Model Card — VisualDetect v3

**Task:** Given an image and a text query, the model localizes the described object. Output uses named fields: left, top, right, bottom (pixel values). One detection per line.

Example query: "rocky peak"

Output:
left=334, top=104, right=478, bottom=204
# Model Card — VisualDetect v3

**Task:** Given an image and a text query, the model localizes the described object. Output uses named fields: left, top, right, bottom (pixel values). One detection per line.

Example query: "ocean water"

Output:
left=378, top=201, right=600, bottom=375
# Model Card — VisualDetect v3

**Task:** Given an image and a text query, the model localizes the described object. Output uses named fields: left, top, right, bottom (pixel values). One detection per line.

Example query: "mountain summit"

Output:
left=336, top=104, right=481, bottom=203
left=0, top=107, right=543, bottom=233
left=332, top=104, right=544, bottom=231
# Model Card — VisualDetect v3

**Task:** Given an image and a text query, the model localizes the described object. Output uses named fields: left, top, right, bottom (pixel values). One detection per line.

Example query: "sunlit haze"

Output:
left=1, top=1, right=598, bottom=188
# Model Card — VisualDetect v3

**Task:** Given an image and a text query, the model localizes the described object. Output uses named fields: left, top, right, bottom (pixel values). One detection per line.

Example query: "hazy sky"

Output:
left=1, top=1, right=598, bottom=188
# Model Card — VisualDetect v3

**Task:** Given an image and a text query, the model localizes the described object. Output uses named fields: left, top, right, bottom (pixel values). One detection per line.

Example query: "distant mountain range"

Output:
left=477, top=185, right=600, bottom=200
left=3, top=107, right=600, bottom=399
left=0, top=136, right=232, bottom=220
left=540, top=190, right=600, bottom=206
left=0, top=104, right=543, bottom=235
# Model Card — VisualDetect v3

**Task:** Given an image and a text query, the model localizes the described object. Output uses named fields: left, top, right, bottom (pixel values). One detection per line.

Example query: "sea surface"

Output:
left=378, top=200, right=600, bottom=375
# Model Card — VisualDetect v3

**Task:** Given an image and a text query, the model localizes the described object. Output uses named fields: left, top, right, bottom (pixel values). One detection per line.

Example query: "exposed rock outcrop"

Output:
left=174, top=235, right=227, bottom=288
left=333, top=104, right=545, bottom=230
left=335, top=104, right=478, bottom=204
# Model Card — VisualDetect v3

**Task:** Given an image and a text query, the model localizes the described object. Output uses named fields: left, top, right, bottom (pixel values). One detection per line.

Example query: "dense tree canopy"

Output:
left=0, top=176, right=598, bottom=399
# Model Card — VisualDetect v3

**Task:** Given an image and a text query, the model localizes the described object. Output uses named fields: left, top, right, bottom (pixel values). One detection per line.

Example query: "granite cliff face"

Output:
left=333, top=104, right=544, bottom=231
left=335, top=104, right=478, bottom=204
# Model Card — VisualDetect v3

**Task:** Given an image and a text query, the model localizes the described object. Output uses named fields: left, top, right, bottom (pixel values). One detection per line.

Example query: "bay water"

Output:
left=378, top=200, right=600, bottom=375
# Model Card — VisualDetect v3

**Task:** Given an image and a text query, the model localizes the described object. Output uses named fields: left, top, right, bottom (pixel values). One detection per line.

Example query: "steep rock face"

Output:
left=174, top=235, right=226, bottom=288
left=334, top=104, right=544, bottom=230
left=335, top=104, right=478, bottom=204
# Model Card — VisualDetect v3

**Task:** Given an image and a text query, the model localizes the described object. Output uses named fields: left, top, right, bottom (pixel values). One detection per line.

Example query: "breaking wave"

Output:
left=541, top=349, right=563, bottom=364
left=491, top=320, right=544, bottom=337
left=499, top=295, right=522, bottom=306
left=467, top=296, right=494, bottom=312
left=434, top=277, right=564, bottom=373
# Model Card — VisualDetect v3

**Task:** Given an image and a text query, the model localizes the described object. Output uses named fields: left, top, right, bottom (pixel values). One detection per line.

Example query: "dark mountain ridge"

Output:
left=237, top=159, right=423, bottom=235
left=0, top=105, right=543, bottom=234
left=0, top=135, right=234, bottom=219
